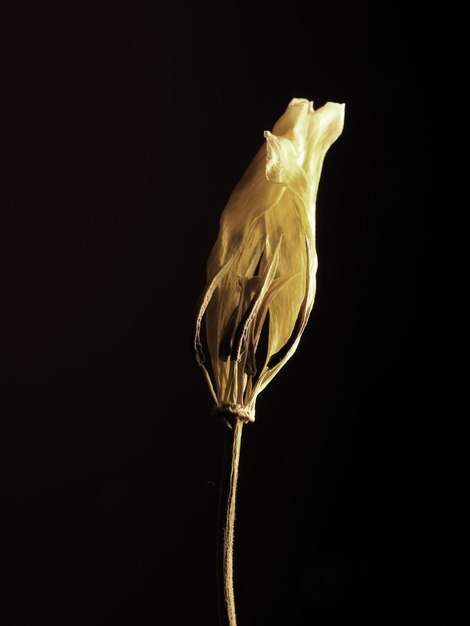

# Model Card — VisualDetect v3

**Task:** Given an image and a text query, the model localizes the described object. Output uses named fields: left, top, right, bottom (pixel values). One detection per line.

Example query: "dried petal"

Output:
left=194, top=98, right=345, bottom=417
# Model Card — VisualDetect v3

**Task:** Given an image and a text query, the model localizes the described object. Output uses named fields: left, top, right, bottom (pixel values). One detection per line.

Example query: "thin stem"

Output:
left=217, top=414, right=244, bottom=626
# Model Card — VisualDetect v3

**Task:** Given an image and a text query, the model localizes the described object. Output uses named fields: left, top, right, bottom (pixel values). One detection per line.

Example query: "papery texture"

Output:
left=194, top=98, right=345, bottom=419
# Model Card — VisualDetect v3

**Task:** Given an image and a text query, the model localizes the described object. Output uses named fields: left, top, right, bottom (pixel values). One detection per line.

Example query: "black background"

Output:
left=1, top=2, right=452, bottom=625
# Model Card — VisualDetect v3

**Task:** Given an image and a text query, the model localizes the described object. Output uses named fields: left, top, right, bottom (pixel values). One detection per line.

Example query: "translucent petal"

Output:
left=196, top=98, right=345, bottom=411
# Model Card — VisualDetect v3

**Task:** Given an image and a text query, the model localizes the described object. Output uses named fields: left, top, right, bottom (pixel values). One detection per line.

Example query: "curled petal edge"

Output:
left=192, top=256, right=235, bottom=402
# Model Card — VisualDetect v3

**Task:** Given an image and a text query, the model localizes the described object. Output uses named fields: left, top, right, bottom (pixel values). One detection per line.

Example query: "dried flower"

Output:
left=193, top=98, right=345, bottom=626
left=194, top=98, right=345, bottom=422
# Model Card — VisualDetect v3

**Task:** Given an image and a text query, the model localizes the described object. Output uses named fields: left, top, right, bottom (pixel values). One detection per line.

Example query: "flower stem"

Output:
left=217, top=413, right=244, bottom=626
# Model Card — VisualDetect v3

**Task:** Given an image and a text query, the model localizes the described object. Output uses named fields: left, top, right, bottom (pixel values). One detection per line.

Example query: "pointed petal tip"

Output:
left=315, top=101, right=346, bottom=136
left=286, top=99, right=345, bottom=130
left=323, top=101, right=346, bottom=115
left=288, top=97, right=311, bottom=107
left=288, top=98, right=345, bottom=113
left=319, top=101, right=345, bottom=111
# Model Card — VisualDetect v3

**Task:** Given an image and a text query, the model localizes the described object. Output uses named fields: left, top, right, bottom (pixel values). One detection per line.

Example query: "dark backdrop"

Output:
left=1, top=2, right=450, bottom=625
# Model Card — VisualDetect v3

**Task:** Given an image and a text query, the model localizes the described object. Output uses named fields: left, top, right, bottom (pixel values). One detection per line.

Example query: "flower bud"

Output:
left=193, top=98, right=345, bottom=421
